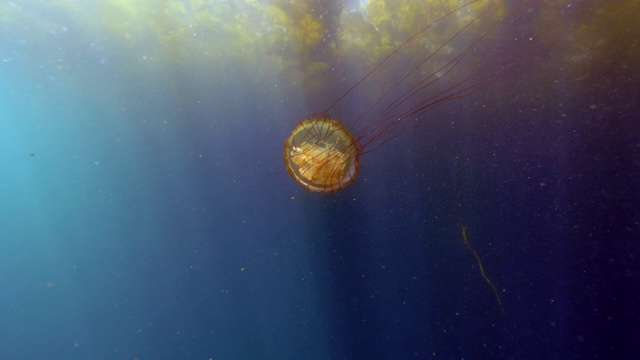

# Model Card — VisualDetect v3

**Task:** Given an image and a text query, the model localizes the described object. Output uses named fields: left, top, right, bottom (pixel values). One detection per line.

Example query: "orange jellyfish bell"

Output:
left=284, top=114, right=361, bottom=193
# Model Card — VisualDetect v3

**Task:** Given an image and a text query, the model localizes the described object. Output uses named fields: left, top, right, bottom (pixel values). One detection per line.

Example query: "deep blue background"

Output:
left=1, top=1, right=638, bottom=359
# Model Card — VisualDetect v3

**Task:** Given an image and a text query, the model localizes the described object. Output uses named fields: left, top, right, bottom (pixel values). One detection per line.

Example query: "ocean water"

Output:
left=0, top=1, right=638, bottom=359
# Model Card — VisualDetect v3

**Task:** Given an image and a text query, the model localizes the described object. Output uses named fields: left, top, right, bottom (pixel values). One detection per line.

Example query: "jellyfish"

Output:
left=284, top=0, right=557, bottom=193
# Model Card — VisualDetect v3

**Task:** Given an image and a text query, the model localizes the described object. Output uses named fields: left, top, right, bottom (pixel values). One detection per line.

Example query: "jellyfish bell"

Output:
left=284, top=114, right=361, bottom=193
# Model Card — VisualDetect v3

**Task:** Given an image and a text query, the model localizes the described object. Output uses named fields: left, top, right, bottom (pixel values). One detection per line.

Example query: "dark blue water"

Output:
left=1, top=1, right=638, bottom=359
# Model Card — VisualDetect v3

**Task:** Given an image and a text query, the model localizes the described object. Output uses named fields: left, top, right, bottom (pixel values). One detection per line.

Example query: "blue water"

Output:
left=1, top=1, right=638, bottom=359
